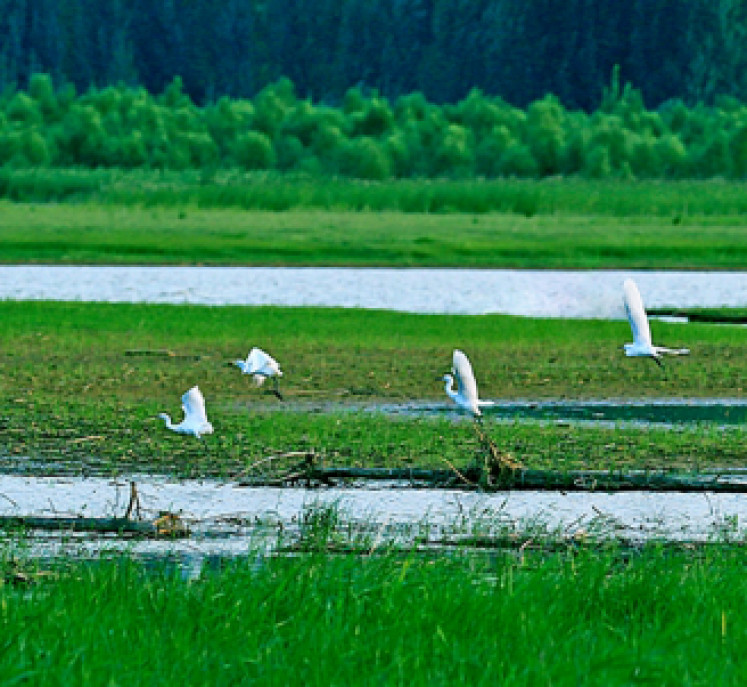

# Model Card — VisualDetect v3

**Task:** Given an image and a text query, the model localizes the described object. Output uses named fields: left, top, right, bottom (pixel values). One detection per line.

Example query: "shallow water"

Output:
left=383, top=398, right=747, bottom=426
left=2, top=474, right=747, bottom=565
left=1, top=265, right=745, bottom=317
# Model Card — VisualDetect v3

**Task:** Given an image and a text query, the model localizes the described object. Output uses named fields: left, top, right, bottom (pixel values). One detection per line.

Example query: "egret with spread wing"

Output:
left=234, top=347, right=284, bottom=399
left=440, top=349, right=493, bottom=417
left=159, top=385, right=214, bottom=437
left=623, top=278, right=690, bottom=368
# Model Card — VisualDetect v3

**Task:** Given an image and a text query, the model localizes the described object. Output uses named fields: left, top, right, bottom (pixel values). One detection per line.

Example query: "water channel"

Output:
left=1, top=265, right=745, bottom=317
left=2, top=474, right=747, bottom=566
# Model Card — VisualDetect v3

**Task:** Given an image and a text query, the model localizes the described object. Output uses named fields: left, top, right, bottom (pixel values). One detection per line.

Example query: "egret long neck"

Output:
left=443, top=377, right=459, bottom=401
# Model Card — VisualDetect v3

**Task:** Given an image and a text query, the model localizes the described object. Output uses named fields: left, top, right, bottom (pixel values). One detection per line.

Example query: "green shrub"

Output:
left=274, top=134, right=307, bottom=171
left=654, top=134, right=687, bottom=177
left=583, top=145, right=612, bottom=178
left=475, top=126, right=513, bottom=177
left=383, top=132, right=413, bottom=178
left=336, top=136, right=391, bottom=180
left=117, top=132, right=149, bottom=168
left=433, top=123, right=474, bottom=176
left=525, top=95, right=567, bottom=175
left=689, top=131, right=732, bottom=178
left=589, top=115, right=632, bottom=173
left=252, top=78, right=296, bottom=138
left=28, top=73, right=58, bottom=121
left=350, top=96, right=394, bottom=137
left=730, top=123, right=747, bottom=178
left=6, top=92, right=40, bottom=124
left=235, top=131, right=276, bottom=170
left=498, top=142, right=539, bottom=177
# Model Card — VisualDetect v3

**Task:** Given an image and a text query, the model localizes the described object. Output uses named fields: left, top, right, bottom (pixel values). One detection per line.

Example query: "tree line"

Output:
left=1, top=0, right=747, bottom=110
left=2, top=71, right=747, bottom=180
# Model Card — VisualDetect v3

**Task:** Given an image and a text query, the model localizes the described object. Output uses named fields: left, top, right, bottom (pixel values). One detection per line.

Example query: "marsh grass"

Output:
left=1, top=173, right=747, bottom=268
left=2, top=546, right=747, bottom=685
left=0, top=302, right=744, bottom=475
left=4, top=169, right=747, bottom=215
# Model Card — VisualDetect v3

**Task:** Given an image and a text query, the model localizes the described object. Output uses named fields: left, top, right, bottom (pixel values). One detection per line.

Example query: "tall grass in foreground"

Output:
left=2, top=547, right=747, bottom=685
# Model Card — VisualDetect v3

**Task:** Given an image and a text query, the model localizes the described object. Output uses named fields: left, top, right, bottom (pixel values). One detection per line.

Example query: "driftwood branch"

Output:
left=232, top=451, right=316, bottom=482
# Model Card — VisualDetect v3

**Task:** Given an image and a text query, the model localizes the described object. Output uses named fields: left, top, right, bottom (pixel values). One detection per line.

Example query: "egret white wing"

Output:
left=452, top=350, right=479, bottom=405
left=181, top=385, right=209, bottom=424
left=247, top=347, right=281, bottom=375
left=623, top=278, right=652, bottom=347
left=245, top=347, right=268, bottom=370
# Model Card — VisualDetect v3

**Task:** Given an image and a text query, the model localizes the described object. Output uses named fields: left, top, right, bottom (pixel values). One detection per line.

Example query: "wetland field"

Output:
left=0, top=300, right=745, bottom=475
left=1, top=175, right=746, bottom=684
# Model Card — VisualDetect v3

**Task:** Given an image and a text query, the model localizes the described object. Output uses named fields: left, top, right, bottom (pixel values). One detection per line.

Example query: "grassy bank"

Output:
left=1, top=301, right=743, bottom=475
left=1, top=174, right=746, bottom=268
left=2, top=547, right=747, bottom=686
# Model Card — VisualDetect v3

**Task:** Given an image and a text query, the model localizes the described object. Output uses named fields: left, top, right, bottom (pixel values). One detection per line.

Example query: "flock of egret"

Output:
left=159, top=278, right=689, bottom=434
left=159, top=347, right=282, bottom=438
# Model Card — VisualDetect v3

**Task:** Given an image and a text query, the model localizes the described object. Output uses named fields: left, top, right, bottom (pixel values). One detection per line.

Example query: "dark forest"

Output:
left=1, top=0, right=747, bottom=109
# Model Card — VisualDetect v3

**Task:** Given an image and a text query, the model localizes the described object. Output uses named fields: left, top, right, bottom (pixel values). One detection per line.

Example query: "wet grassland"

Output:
left=1, top=174, right=747, bottom=269
left=1, top=301, right=744, bottom=478
left=1, top=177, right=746, bottom=683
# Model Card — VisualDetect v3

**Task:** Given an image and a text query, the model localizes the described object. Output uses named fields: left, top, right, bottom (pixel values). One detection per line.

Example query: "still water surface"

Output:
left=1, top=265, right=745, bottom=317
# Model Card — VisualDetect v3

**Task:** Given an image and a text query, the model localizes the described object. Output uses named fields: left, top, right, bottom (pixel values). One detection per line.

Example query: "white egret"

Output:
left=159, top=385, right=214, bottom=438
left=623, top=278, right=690, bottom=368
left=234, top=347, right=283, bottom=399
left=440, top=349, right=493, bottom=417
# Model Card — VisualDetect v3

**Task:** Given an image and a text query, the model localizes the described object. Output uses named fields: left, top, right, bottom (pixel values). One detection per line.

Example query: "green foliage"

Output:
left=335, top=136, right=391, bottom=180
left=2, top=73, right=747, bottom=179
left=235, top=131, right=276, bottom=170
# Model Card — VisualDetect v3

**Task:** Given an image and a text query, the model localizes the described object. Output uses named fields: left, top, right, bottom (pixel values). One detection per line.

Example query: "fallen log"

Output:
left=0, top=515, right=189, bottom=537
left=300, top=467, right=747, bottom=493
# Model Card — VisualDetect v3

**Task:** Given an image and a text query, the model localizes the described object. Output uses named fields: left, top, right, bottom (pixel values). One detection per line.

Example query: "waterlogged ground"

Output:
left=0, top=299, right=744, bottom=557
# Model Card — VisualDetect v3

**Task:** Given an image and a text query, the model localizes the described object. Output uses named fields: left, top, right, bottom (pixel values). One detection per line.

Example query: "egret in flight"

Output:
left=440, top=349, right=493, bottom=417
left=622, top=278, right=690, bottom=368
left=234, top=347, right=284, bottom=399
left=159, top=386, right=214, bottom=438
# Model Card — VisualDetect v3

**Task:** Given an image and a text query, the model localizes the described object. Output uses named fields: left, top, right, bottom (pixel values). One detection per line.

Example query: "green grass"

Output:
left=2, top=547, right=747, bottom=686
left=1, top=173, right=746, bottom=268
left=1, top=301, right=744, bottom=475
left=4, top=169, right=747, bottom=215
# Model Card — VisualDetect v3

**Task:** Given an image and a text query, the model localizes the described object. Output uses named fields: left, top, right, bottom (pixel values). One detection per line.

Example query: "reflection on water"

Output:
left=1, top=265, right=745, bottom=317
